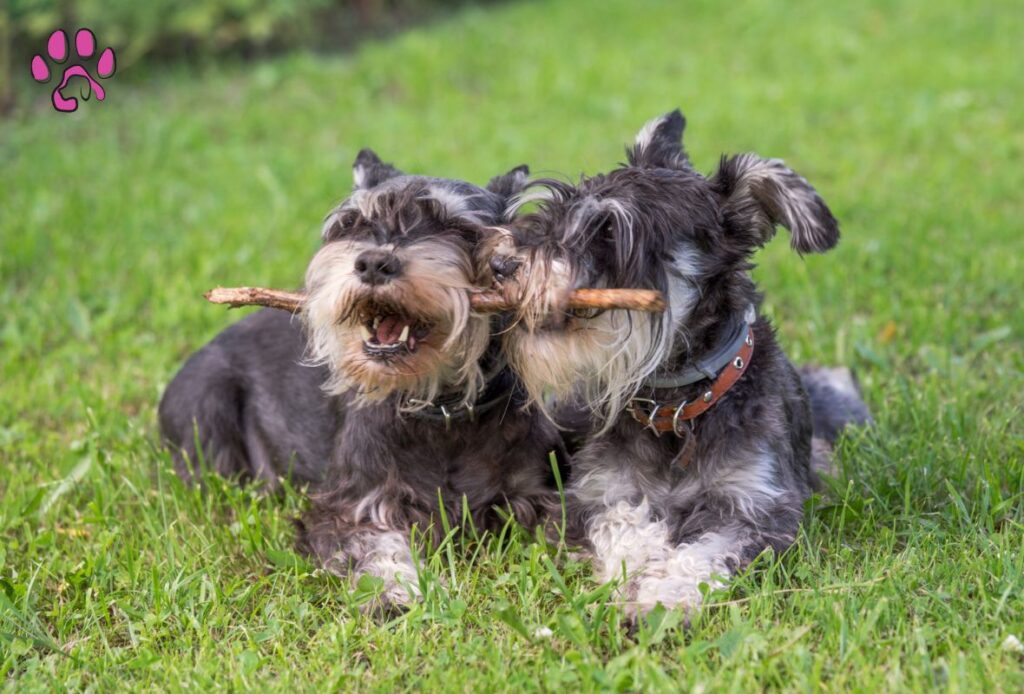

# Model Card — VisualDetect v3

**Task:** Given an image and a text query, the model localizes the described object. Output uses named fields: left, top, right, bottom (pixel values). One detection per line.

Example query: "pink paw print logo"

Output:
left=30, top=29, right=116, bottom=113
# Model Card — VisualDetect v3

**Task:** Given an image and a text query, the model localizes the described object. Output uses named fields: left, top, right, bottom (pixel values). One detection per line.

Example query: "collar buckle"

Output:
left=626, top=397, right=662, bottom=437
left=626, top=324, right=755, bottom=438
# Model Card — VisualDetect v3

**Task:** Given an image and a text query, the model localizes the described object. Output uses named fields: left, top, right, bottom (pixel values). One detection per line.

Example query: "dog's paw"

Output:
left=624, top=557, right=727, bottom=623
left=362, top=584, right=418, bottom=618
left=629, top=574, right=704, bottom=619
left=354, top=572, right=421, bottom=618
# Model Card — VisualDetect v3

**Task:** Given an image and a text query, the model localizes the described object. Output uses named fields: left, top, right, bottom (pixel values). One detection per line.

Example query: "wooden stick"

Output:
left=205, top=286, right=666, bottom=313
left=205, top=287, right=306, bottom=312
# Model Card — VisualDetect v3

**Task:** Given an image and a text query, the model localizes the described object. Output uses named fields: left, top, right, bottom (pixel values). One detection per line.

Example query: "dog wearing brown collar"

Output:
left=488, top=110, right=858, bottom=618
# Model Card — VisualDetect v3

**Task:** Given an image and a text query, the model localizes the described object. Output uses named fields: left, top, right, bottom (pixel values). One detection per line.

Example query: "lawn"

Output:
left=2, top=0, right=1023, bottom=689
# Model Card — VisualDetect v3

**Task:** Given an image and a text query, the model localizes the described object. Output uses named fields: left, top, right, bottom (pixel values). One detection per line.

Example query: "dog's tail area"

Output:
left=158, top=354, right=250, bottom=485
left=799, top=366, right=873, bottom=477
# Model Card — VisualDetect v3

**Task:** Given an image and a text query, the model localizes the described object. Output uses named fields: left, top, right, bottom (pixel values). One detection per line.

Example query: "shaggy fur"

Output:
left=160, top=152, right=560, bottom=609
left=491, top=109, right=860, bottom=618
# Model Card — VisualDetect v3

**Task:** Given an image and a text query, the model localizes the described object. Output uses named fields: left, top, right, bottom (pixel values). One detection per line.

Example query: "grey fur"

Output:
left=798, top=366, right=873, bottom=446
left=493, top=110, right=862, bottom=618
left=160, top=155, right=560, bottom=609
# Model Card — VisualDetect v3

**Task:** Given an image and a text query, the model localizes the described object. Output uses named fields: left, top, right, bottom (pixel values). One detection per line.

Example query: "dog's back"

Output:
left=158, top=308, right=340, bottom=488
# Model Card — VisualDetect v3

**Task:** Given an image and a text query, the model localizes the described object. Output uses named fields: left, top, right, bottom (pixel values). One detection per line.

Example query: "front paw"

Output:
left=628, top=573, right=705, bottom=620
left=627, top=560, right=728, bottom=622
left=354, top=572, right=421, bottom=616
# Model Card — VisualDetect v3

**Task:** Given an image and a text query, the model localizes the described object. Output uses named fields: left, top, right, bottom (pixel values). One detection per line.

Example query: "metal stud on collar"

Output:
left=733, top=356, right=745, bottom=369
left=702, top=390, right=713, bottom=403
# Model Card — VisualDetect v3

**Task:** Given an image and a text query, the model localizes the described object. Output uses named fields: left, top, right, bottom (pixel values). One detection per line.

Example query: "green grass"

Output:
left=2, top=0, right=1023, bottom=689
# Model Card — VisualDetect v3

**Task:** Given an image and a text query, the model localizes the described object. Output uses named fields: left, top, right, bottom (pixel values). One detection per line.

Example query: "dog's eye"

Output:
left=325, top=211, right=360, bottom=241
left=569, top=307, right=602, bottom=320
left=339, top=211, right=359, bottom=230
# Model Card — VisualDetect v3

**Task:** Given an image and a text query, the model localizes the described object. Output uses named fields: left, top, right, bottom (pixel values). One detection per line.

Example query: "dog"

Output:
left=488, top=109, right=865, bottom=618
left=160, top=150, right=563, bottom=607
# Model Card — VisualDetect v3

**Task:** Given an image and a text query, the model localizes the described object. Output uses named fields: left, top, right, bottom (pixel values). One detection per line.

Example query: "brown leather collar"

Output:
left=627, top=325, right=754, bottom=437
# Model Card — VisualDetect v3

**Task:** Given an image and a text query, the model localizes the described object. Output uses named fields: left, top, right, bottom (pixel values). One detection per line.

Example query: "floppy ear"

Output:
left=711, top=153, right=840, bottom=253
left=352, top=148, right=402, bottom=189
left=627, top=109, right=690, bottom=169
left=486, top=164, right=530, bottom=197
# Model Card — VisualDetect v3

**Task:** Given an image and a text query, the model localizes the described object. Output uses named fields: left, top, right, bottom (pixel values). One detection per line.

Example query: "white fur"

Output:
left=328, top=185, right=488, bottom=232
left=505, top=187, right=557, bottom=217
left=632, top=526, right=745, bottom=614
left=352, top=164, right=368, bottom=189
left=584, top=501, right=743, bottom=616
left=303, top=237, right=489, bottom=407
left=327, top=529, right=420, bottom=607
left=574, top=445, right=786, bottom=616
left=586, top=500, right=673, bottom=587
left=509, top=240, right=702, bottom=434
left=727, top=154, right=830, bottom=250
left=427, top=185, right=487, bottom=225
left=633, top=114, right=668, bottom=153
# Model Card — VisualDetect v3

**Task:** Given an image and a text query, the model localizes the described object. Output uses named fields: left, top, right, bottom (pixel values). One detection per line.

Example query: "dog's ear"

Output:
left=711, top=153, right=840, bottom=253
left=486, top=164, right=530, bottom=197
left=352, top=148, right=402, bottom=189
left=627, top=109, right=690, bottom=169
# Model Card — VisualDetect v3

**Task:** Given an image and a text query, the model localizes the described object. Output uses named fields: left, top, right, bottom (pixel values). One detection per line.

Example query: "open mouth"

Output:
left=356, top=302, right=432, bottom=357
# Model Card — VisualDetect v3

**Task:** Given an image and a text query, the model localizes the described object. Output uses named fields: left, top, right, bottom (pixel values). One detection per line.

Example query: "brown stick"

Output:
left=205, top=286, right=666, bottom=313
left=205, top=287, right=306, bottom=312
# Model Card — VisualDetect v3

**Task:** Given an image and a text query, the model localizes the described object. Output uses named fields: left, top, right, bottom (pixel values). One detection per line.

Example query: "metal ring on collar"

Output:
left=440, top=404, right=452, bottom=432
left=671, top=400, right=690, bottom=437
left=644, top=400, right=662, bottom=437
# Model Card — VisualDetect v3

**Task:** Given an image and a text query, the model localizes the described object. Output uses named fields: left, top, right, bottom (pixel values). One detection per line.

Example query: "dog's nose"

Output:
left=489, top=255, right=521, bottom=282
left=354, top=250, right=402, bottom=285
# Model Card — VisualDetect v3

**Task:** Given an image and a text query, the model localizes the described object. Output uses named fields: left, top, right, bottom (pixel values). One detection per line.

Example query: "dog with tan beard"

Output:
left=160, top=150, right=563, bottom=609
left=487, top=110, right=869, bottom=620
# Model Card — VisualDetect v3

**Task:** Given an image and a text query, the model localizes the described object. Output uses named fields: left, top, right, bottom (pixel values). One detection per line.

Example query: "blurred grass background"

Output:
left=1, top=0, right=501, bottom=110
left=2, top=0, right=1023, bottom=689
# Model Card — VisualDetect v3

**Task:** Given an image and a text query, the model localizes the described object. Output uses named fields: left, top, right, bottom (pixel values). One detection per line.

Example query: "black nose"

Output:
left=489, top=255, right=521, bottom=282
left=354, top=249, right=402, bottom=285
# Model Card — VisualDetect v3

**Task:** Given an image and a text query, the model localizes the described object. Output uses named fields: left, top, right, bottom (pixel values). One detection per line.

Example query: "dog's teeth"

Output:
left=360, top=325, right=373, bottom=341
left=373, top=316, right=381, bottom=330
left=399, top=324, right=410, bottom=343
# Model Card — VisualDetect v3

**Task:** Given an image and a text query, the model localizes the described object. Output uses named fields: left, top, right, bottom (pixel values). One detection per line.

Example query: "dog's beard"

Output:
left=303, top=238, right=490, bottom=407
left=502, top=247, right=699, bottom=432
left=507, top=309, right=670, bottom=429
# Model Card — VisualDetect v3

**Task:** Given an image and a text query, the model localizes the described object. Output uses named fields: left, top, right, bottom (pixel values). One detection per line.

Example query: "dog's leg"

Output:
left=632, top=522, right=751, bottom=616
left=343, top=528, right=421, bottom=609
left=567, top=448, right=678, bottom=608
left=298, top=514, right=420, bottom=611
left=587, top=500, right=672, bottom=583
left=579, top=499, right=679, bottom=613
left=631, top=450, right=805, bottom=617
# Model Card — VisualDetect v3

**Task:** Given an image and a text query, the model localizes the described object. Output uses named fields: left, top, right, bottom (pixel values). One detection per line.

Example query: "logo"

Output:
left=30, top=29, right=116, bottom=113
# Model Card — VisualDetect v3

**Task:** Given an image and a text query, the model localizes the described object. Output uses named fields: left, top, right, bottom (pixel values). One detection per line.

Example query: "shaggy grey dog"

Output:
left=160, top=151, right=562, bottom=608
left=489, top=110, right=866, bottom=618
